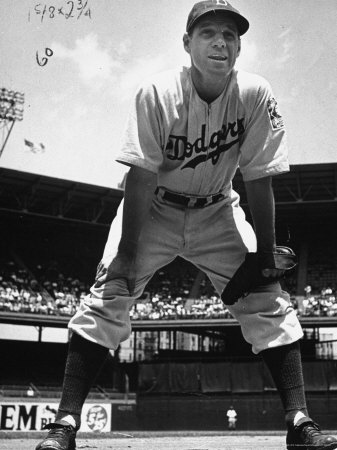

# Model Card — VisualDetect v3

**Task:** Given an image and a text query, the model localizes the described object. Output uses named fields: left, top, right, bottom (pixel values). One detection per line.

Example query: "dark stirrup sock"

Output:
left=56, top=332, right=109, bottom=428
left=260, top=341, right=308, bottom=425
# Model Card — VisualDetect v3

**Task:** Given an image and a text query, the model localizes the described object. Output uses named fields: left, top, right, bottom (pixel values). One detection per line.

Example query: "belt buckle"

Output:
left=156, top=187, right=164, bottom=201
left=187, top=196, right=198, bottom=208
left=205, top=195, right=214, bottom=206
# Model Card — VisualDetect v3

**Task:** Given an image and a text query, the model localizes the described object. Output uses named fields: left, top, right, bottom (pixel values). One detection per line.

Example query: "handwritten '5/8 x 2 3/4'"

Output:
left=28, top=0, right=92, bottom=23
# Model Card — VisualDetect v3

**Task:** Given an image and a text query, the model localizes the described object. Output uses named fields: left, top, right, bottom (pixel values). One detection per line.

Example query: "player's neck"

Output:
left=191, top=67, right=231, bottom=104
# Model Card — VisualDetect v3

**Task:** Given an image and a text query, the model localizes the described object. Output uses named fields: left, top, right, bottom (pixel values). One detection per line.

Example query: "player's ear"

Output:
left=237, top=38, right=241, bottom=56
left=183, top=33, right=191, bottom=54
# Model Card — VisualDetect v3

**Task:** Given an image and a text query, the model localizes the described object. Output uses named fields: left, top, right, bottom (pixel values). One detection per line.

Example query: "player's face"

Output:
left=184, top=13, right=241, bottom=79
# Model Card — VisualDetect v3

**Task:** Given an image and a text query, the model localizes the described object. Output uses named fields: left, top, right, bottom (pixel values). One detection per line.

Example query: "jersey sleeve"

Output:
left=115, top=82, right=164, bottom=173
left=238, top=78, right=290, bottom=181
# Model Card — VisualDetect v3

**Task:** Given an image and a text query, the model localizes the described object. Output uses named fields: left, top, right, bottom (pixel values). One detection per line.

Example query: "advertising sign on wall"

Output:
left=0, top=402, right=112, bottom=432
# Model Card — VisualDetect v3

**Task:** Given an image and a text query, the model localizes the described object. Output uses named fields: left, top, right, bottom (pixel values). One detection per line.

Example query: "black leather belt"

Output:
left=155, top=187, right=225, bottom=208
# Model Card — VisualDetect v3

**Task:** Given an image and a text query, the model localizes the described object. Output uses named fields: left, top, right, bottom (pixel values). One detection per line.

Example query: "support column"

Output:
left=133, top=331, right=137, bottom=362
left=297, top=239, right=309, bottom=295
left=36, top=326, right=43, bottom=342
left=157, top=331, right=161, bottom=353
left=173, top=331, right=176, bottom=350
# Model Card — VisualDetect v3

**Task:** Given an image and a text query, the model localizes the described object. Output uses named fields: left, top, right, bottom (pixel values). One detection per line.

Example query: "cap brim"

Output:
left=187, top=9, right=249, bottom=36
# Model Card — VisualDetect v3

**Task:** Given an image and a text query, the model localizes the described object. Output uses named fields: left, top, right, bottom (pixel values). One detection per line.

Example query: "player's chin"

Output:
left=207, top=59, right=232, bottom=74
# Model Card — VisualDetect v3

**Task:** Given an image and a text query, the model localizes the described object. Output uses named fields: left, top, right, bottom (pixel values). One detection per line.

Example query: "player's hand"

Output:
left=94, top=253, right=136, bottom=295
left=221, top=247, right=297, bottom=306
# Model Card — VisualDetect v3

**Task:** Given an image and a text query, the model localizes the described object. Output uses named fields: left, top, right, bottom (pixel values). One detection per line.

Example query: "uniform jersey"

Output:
left=116, top=66, right=289, bottom=196
left=227, top=409, right=237, bottom=419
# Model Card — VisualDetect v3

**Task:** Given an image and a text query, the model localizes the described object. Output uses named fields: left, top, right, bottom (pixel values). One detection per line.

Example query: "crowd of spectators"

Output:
left=0, top=260, right=88, bottom=316
left=131, top=295, right=233, bottom=320
left=297, top=285, right=337, bottom=317
left=1, top=259, right=337, bottom=320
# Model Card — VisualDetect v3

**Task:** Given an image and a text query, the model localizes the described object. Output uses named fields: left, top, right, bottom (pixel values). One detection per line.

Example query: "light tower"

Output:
left=0, top=88, right=25, bottom=158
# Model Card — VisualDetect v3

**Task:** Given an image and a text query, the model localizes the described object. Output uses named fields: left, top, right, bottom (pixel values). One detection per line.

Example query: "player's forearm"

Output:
left=244, top=176, right=276, bottom=253
left=118, top=165, right=157, bottom=255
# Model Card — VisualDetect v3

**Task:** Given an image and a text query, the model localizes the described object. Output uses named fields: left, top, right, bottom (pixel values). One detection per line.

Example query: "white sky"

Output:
left=1, top=0, right=337, bottom=189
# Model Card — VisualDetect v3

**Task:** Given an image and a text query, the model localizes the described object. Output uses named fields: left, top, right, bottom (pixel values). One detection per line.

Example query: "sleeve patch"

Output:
left=267, top=97, right=284, bottom=130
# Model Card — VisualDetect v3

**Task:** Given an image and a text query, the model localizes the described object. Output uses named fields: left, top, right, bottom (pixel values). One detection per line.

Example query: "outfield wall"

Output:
left=1, top=393, right=336, bottom=431
left=136, top=393, right=337, bottom=431
left=0, top=399, right=136, bottom=432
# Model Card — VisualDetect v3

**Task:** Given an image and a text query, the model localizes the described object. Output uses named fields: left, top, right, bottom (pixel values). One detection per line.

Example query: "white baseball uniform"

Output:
left=69, top=66, right=303, bottom=354
left=227, top=408, right=237, bottom=428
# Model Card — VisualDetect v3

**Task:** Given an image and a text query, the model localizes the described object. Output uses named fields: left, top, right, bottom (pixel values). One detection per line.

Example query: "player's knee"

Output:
left=233, top=288, right=292, bottom=316
left=89, top=278, right=131, bottom=298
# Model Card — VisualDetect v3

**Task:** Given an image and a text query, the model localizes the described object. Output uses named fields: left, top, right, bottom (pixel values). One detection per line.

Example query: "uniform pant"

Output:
left=69, top=193, right=303, bottom=354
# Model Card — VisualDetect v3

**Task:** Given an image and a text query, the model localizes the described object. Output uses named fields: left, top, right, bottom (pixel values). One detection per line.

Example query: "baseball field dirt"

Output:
left=0, top=430, right=294, bottom=449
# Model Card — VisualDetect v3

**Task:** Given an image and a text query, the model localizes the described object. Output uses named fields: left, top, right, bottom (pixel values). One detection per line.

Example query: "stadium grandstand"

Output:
left=1, top=164, right=337, bottom=431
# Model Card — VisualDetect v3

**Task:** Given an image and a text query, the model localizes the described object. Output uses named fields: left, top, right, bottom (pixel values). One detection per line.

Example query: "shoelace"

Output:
left=44, top=423, right=73, bottom=438
left=301, top=422, right=322, bottom=440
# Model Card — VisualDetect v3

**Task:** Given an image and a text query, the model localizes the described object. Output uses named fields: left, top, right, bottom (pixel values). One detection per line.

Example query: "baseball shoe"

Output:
left=35, top=422, right=76, bottom=450
left=286, top=417, right=337, bottom=449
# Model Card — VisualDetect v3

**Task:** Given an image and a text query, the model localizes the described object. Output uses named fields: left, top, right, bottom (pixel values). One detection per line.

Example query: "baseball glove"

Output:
left=221, top=246, right=297, bottom=306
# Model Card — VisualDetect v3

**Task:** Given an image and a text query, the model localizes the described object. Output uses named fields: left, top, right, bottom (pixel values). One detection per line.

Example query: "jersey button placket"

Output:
left=202, top=104, right=211, bottom=186
left=197, top=102, right=210, bottom=190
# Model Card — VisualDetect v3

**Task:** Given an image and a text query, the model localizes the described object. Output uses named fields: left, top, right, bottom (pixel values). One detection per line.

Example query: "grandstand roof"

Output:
left=245, top=163, right=337, bottom=204
left=1, top=163, right=337, bottom=226
left=0, top=167, right=123, bottom=226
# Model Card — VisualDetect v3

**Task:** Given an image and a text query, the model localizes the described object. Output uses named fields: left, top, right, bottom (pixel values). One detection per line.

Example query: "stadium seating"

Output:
left=1, top=257, right=337, bottom=320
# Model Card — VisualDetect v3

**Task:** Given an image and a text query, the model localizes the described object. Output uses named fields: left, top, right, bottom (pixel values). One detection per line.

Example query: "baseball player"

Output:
left=226, top=405, right=237, bottom=430
left=36, top=1, right=337, bottom=449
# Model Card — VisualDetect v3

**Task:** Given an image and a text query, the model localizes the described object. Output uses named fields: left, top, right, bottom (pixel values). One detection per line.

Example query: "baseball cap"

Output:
left=186, top=0, right=249, bottom=36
